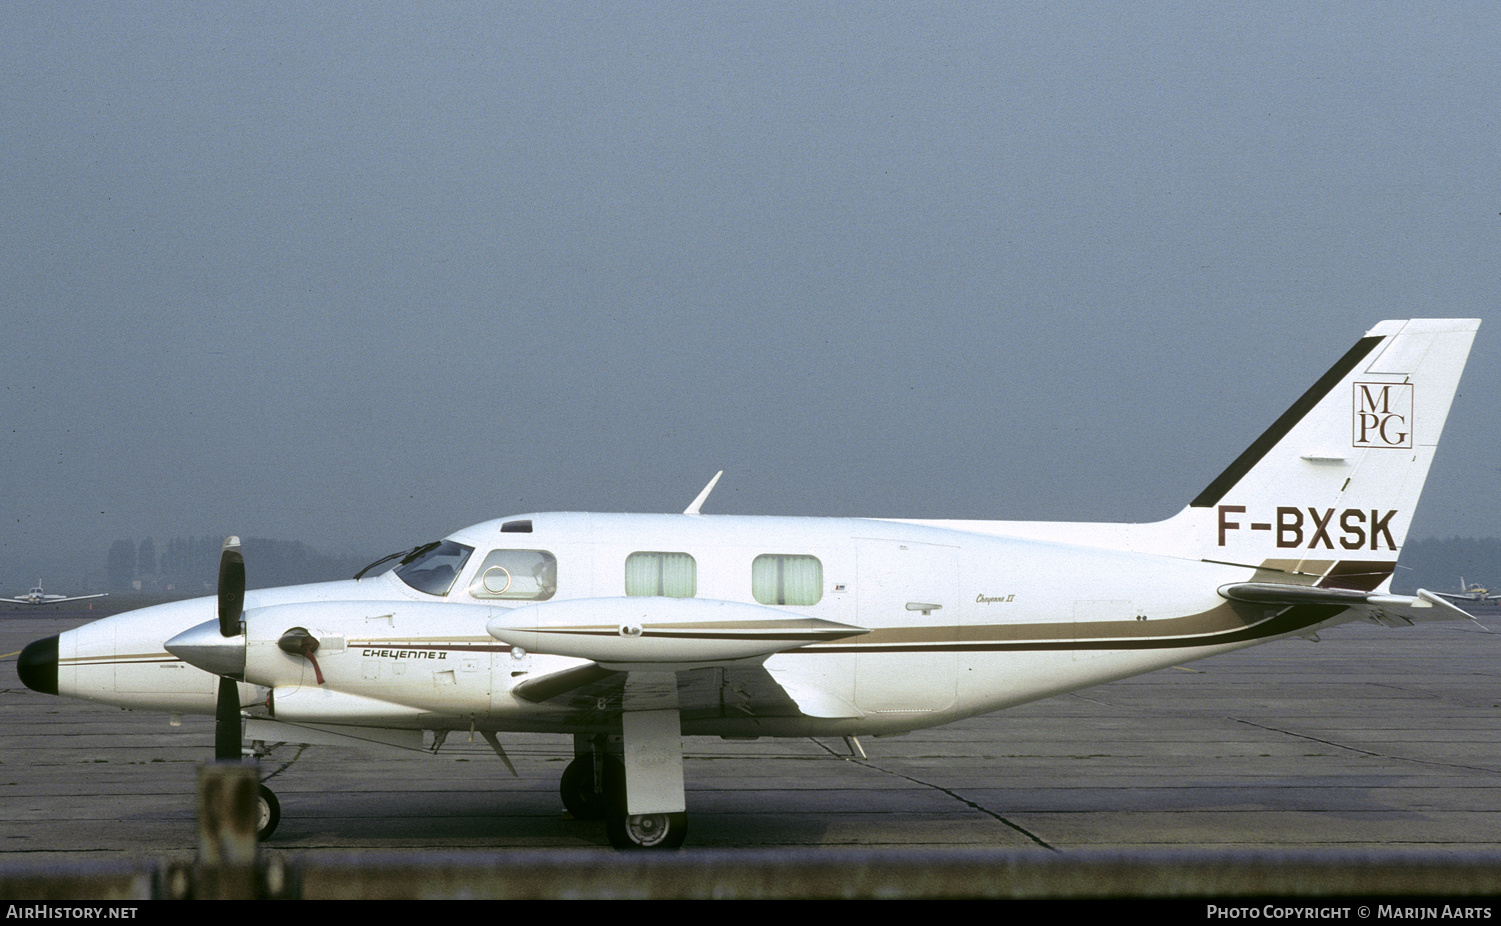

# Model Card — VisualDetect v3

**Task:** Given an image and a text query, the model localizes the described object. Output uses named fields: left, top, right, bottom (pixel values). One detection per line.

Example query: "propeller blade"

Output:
left=215, top=676, right=241, bottom=761
left=215, top=536, right=246, bottom=761
left=218, top=537, right=245, bottom=638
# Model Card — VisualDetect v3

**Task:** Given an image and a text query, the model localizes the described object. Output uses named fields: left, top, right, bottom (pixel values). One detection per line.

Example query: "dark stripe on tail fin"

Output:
left=1190, top=335, right=1384, bottom=508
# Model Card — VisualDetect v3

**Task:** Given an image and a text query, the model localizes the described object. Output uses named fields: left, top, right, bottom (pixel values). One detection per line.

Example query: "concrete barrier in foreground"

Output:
left=4, top=765, right=1501, bottom=899
left=6, top=849, right=1501, bottom=900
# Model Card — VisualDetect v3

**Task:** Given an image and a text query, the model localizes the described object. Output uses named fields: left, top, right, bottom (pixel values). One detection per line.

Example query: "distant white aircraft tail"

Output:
left=1178, top=318, right=1479, bottom=591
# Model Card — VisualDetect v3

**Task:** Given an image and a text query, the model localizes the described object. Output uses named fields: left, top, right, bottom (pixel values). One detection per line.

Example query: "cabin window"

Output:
left=624, top=552, right=697, bottom=598
left=752, top=554, right=823, bottom=606
left=394, top=540, right=474, bottom=597
left=468, top=549, right=557, bottom=601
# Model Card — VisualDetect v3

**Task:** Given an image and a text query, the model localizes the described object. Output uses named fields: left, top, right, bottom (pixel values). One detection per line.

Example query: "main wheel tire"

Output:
left=602, top=759, right=686, bottom=849
left=606, top=810, right=687, bottom=850
left=559, top=754, right=610, bottom=821
left=257, top=784, right=281, bottom=841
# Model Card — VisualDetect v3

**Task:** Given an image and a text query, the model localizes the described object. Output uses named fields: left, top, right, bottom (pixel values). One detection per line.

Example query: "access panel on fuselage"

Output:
left=852, top=539, right=959, bottom=714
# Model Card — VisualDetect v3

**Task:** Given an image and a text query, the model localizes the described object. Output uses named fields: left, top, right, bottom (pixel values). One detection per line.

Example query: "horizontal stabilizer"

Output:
left=1219, top=583, right=1479, bottom=626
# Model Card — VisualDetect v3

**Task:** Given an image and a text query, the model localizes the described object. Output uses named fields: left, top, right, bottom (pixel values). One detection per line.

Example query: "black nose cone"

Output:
left=18, top=635, right=58, bottom=695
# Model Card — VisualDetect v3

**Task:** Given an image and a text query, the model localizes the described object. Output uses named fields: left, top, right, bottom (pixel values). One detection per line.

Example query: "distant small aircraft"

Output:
left=1434, top=578, right=1501, bottom=604
left=1, top=583, right=107, bottom=606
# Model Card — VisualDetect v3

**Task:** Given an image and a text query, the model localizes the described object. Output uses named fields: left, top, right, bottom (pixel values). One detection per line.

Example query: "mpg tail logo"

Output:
left=1353, top=383, right=1412, bottom=449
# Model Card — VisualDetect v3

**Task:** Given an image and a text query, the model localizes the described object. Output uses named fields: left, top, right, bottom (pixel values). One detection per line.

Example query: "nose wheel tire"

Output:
left=257, top=784, right=281, bottom=841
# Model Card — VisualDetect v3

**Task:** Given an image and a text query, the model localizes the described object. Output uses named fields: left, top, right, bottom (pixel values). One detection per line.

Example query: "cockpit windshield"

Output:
left=355, top=541, right=439, bottom=580
left=391, top=540, right=474, bottom=596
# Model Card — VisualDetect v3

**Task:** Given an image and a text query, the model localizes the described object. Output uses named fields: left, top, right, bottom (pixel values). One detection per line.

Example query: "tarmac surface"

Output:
left=3, top=601, right=1500, bottom=866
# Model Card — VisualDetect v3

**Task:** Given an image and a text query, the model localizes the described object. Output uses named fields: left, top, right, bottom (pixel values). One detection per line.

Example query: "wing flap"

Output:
left=506, top=661, right=861, bottom=722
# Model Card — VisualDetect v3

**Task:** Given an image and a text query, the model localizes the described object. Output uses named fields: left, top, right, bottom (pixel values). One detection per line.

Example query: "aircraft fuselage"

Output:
left=42, top=511, right=1321, bottom=739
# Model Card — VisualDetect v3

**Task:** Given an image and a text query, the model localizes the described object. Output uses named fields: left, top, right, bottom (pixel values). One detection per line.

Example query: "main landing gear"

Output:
left=606, top=807, right=687, bottom=850
left=561, top=749, right=689, bottom=850
left=564, top=716, right=689, bottom=851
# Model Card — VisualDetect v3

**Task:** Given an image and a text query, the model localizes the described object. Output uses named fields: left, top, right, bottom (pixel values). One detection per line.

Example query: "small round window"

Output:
left=467, top=549, right=557, bottom=601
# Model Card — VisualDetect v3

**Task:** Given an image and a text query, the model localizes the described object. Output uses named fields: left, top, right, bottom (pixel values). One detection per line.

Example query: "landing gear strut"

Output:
left=609, top=707, right=688, bottom=849
left=597, top=750, right=686, bottom=849
left=561, top=712, right=690, bottom=850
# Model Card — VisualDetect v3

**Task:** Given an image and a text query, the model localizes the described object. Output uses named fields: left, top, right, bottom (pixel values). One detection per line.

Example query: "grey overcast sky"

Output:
left=3, top=2, right=1498, bottom=588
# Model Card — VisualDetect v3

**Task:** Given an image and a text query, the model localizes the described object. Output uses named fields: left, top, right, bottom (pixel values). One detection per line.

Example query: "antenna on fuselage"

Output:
left=683, top=470, right=723, bottom=515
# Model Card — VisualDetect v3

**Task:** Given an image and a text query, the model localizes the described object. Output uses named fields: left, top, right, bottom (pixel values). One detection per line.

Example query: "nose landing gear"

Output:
left=256, top=784, right=281, bottom=840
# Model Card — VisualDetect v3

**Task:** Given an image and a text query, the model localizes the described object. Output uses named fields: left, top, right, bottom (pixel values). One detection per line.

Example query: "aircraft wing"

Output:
left=490, top=598, right=870, bottom=724
left=1219, top=584, right=1479, bottom=627
left=512, top=660, right=863, bottom=725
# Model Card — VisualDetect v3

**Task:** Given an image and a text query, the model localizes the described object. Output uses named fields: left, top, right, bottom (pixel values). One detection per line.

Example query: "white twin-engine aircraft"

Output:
left=17, top=319, right=1483, bottom=849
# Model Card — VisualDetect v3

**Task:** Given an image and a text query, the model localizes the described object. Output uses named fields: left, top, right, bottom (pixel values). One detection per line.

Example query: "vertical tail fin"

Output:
left=1185, top=319, right=1479, bottom=590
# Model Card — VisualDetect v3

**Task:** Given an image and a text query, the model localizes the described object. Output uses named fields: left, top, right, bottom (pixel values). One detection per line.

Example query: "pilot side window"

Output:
left=624, top=552, right=697, bottom=598
left=468, top=549, right=558, bottom=601
left=393, top=540, right=474, bottom=597
left=751, top=554, right=823, bottom=606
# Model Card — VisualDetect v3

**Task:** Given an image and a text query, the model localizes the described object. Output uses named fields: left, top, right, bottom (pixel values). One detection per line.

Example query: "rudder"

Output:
left=1185, top=319, right=1479, bottom=591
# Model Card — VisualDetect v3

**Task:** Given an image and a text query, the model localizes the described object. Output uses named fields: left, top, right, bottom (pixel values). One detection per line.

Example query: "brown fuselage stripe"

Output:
left=61, top=602, right=1350, bottom=670
left=801, top=604, right=1347, bottom=653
